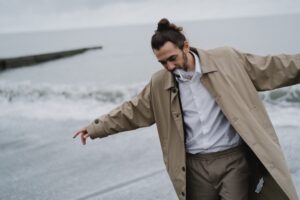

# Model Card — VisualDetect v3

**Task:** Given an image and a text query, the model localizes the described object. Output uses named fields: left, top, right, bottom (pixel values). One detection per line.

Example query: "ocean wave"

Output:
left=0, top=81, right=144, bottom=104
left=0, top=81, right=299, bottom=121
left=260, top=85, right=300, bottom=106
left=1, top=81, right=299, bottom=105
left=0, top=81, right=146, bottom=120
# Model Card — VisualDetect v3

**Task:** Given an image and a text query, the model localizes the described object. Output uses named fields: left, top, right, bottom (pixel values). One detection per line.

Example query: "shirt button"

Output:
left=94, top=119, right=99, bottom=124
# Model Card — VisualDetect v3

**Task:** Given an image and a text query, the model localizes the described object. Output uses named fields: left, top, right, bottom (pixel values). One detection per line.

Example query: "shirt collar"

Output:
left=164, top=47, right=218, bottom=90
left=191, top=51, right=202, bottom=75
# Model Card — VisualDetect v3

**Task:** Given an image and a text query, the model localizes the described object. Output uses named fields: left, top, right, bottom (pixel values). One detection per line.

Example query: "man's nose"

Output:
left=166, top=61, right=175, bottom=71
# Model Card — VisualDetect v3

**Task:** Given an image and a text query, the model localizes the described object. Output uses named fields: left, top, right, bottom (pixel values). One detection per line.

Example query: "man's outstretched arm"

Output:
left=73, top=81, right=155, bottom=145
left=232, top=48, right=300, bottom=91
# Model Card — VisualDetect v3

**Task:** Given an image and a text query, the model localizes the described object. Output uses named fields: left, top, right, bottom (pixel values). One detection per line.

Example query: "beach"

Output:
left=0, top=13, right=300, bottom=199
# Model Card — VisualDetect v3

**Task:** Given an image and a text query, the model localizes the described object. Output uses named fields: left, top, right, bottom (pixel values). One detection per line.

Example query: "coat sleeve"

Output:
left=232, top=48, right=300, bottom=91
left=86, top=81, right=155, bottom=139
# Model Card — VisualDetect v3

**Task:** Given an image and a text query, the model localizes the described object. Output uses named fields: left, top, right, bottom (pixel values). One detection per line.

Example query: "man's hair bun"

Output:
left=151, top=18, right=186, bottom=50
left=156, top=18, right=183, bottom=33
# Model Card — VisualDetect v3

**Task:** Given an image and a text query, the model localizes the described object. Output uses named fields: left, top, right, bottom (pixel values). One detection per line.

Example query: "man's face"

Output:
left=153, top=41, right=188, bottom=72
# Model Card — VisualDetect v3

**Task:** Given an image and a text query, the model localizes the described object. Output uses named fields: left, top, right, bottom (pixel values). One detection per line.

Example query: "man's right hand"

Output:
left=73, top=128, right=90, bottom=145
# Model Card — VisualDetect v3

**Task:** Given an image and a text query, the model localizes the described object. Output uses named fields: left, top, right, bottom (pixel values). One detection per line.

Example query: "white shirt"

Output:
left=174, top=52, right=241, bottom=154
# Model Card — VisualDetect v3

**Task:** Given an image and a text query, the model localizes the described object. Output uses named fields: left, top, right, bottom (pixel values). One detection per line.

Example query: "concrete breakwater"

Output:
left=0, top=46, right=102, bottom=71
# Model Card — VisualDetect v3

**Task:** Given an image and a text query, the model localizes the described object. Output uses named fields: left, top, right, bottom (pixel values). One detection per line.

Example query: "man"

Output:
left=74, top=18, right=300, bottom=200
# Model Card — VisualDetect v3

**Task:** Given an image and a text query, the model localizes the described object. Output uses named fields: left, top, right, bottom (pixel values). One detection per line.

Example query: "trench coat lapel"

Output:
left=164, top=72, right=185, bottom=141
left=195, top=48, right=218, bottom=74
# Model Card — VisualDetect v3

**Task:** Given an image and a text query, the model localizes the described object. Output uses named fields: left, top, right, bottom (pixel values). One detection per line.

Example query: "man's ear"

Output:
left=183, top=41, right=190, bottom=54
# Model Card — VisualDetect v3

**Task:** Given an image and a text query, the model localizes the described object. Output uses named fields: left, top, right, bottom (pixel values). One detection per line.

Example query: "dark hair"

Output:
left=151, top=18, right=186, bottom=50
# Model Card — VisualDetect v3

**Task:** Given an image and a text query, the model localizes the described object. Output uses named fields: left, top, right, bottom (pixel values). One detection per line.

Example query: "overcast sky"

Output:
left=0, top=0, right=300, bottom=33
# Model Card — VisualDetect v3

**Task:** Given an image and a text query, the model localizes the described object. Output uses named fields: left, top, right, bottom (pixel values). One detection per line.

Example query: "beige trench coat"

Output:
left=87, top=47, right=300, bottom=200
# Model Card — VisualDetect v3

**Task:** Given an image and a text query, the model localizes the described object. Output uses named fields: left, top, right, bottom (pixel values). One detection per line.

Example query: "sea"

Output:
left=0, top=13, right=300, bottom=199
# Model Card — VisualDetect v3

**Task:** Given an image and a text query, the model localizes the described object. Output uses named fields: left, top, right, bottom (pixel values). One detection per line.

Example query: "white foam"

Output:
left=261, top=85, right=300, bottom=106
left=0, top=80, right=144, bottom=120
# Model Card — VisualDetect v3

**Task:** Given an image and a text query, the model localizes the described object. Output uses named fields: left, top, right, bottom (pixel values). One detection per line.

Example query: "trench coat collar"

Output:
left=163, top=47, right=218, bottom=90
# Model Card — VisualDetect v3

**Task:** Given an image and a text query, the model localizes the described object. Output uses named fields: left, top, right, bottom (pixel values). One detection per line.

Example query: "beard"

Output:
left=172, top=51, right=190, bottom=77
left=170, top=51, right=189, bottom=73
left=182, top=51, right=189, bottom=71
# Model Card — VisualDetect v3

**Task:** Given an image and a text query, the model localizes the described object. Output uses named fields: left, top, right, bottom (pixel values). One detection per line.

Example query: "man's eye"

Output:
left=159, top=61, right=167, bottom=65
left=169, top=56, right=176, bottom=61
left=158, top=56, right=176, bottom=65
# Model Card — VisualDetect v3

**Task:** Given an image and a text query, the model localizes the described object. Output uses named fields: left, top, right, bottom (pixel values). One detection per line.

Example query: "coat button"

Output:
left=172, top=88, right=177, bottom=93
left=94, top=119, right=99, bottom=124
left=181, top=192, right=185, bottom=196
left=182, top=167, right=185, bottom=172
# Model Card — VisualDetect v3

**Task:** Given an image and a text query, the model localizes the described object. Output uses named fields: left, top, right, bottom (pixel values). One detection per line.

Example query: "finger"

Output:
left=83, top=132, right=89, bottom=144
left=81, top=132, right=85, bottom=145
left=83, top=134, right=89, bottom=139
left=73, top=128, right=87, bottom=138
left=73, top=131, right=82, bottom=138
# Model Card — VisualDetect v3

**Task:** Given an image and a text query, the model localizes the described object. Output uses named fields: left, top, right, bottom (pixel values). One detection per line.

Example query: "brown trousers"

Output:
left=186, top=145, right=250, bottom=200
